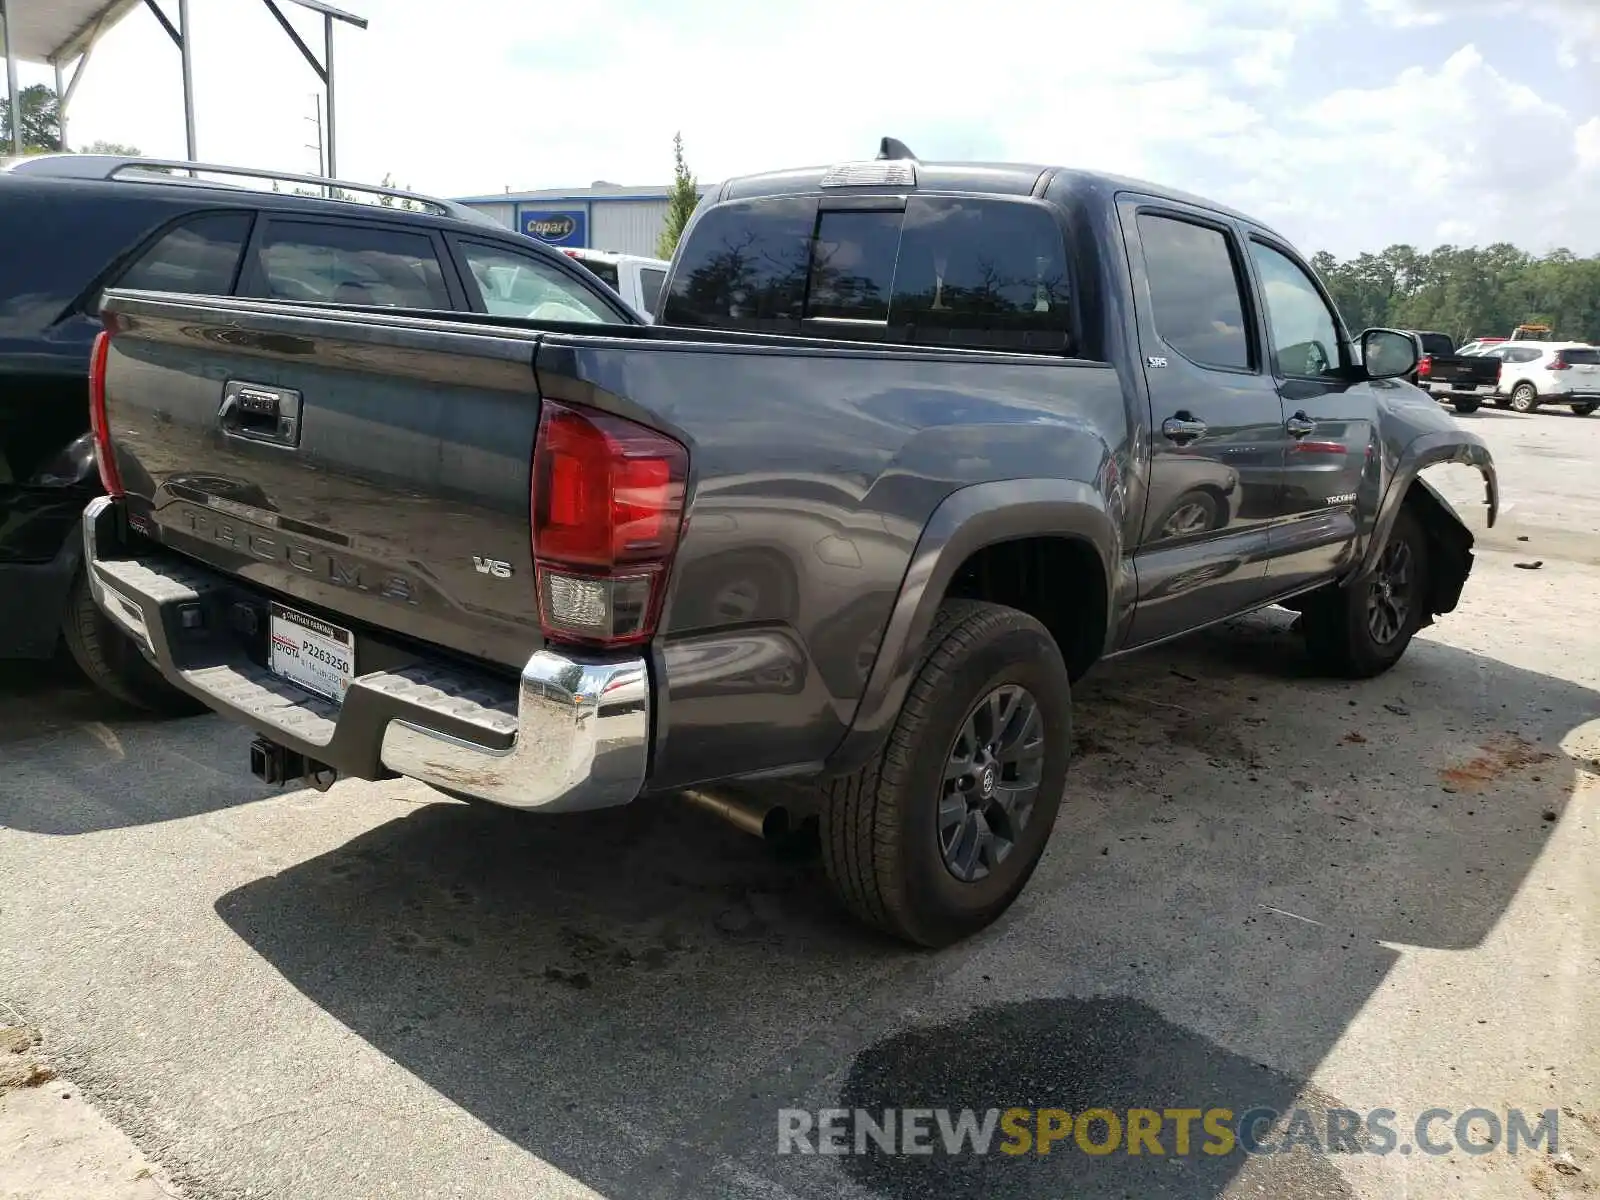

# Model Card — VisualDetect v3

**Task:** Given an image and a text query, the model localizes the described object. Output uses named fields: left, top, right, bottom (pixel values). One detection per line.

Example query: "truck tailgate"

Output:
left=98, top=292, right=546, bottom=671
left=1428, top=354, right=1502, bottom=389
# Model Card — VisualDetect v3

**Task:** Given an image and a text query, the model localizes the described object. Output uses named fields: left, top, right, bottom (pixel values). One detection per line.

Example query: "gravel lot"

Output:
left=2, top=404, right=1597, bottom=1200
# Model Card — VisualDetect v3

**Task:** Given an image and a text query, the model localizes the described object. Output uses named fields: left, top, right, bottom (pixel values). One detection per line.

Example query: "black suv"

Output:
left=0, top=154, right=640, bottom=713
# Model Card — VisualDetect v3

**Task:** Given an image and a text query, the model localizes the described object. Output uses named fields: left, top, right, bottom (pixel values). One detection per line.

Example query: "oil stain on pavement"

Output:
left=835, top=996, right=1354, bottom=1199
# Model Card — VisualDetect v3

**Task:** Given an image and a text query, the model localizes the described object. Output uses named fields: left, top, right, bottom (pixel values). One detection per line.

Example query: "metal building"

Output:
left=454, top=183, right=712, bottom=258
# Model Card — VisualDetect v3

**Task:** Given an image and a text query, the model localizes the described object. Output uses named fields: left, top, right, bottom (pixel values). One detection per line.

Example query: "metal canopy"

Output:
left=0, top=0, right=365, bottom=168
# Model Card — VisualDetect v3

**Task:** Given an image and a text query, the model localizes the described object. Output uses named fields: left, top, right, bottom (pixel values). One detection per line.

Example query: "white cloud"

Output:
left=1208, top=41, right=1599, bottom=253
left=1578, top=118, right=1600, bottom=171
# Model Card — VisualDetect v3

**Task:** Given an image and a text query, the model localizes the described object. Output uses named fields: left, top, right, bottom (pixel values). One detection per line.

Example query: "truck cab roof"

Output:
left=717, top=157, right=1282, bottom=239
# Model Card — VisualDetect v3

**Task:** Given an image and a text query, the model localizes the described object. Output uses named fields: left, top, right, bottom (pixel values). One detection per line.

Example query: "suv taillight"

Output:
left=530, top=401, right=688, bottom=648
left=1416, top=355, right=1432, bottom=378
left=1550, top=354, right=1571, bottom=371
left=87, top=330, right=124, bottom=498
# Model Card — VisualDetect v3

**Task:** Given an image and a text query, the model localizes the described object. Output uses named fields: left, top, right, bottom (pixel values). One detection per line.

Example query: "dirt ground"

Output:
left=1, top=404, right=1597, bottom=1199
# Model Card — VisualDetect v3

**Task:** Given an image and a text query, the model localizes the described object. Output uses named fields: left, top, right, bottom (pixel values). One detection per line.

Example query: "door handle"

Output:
left=218, top=381, right=302, bottom=448
left=1161, top=414, right=1208, bottom=443
left=1285, top=413, right=1317, bottom=438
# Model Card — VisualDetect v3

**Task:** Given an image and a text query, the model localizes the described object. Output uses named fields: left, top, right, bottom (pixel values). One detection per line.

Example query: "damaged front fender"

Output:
left=1349, top=429, right=1498, bottom=623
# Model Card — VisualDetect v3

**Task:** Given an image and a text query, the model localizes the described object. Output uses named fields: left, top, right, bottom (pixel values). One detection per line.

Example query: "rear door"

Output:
left=1118, top=199, right=1288, bottom=647
left=1241, top=233, right=1375, bottom=593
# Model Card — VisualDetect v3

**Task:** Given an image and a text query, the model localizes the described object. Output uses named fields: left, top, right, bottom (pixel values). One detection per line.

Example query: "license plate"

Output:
left=268, top=604, right=355, bottom=702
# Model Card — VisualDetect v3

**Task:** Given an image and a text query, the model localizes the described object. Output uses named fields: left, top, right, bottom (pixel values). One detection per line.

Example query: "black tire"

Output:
left=1509, top=383, right=1539, bottom=413
left=1573, top=403, right=1597, bottom=417
left=820, top=600, right=1071, bottom=947
left=1452, top=398, right=1481, bottom=414
left=1492, top=396, right=1511, bottom=409
left=61, top=571, right=207, bottom=717
left=1301, top=505, right=1430, bottom=679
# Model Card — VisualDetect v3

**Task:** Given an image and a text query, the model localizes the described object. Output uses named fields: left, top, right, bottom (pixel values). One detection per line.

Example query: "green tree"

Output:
left=655, top=132, right=700, bottom=260
left=0, top=84, right=63, bottom=153
left=1312, top=242, right=1600, bottom=346
left=82, top=139, right=145, bottom=156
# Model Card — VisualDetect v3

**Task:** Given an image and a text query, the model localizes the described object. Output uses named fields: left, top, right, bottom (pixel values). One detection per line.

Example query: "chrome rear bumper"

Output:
left=83, top=495, right=648, bottom=811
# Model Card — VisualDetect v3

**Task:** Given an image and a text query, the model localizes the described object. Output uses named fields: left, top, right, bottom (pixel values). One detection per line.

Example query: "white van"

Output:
left=560, top=249, right=671, bottom=321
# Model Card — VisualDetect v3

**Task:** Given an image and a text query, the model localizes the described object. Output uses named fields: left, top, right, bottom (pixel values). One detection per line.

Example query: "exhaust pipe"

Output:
left=679, top=787, right=791, bottom=841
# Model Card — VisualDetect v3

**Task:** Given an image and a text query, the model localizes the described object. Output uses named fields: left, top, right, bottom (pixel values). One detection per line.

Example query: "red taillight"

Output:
left=530, top=401, right=688, bottom=647
left=1416, top=355, right=1432, bottom=378
left=87, top=330, right=124, bottom=497
left=1550, top=355, right=1571, bottom=371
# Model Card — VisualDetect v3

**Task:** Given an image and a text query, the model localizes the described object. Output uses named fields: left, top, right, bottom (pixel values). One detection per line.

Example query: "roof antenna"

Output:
left=876, top=137, right=918, bottom=161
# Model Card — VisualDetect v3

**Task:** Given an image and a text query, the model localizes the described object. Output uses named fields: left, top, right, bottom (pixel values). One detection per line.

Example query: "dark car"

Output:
left=1397, top=330, right=1504, bottom=413
left=0, top=154, right=640, bottom=712
left=82, top=142, right=1498, bottom=945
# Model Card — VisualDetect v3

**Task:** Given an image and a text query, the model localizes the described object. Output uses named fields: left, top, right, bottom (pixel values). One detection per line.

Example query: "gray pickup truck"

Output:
left=82, top=145, right=1498, bottom=946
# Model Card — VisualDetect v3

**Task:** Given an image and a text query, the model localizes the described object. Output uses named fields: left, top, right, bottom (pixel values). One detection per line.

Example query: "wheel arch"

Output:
left=1350, top=433, right=1497, bottom=622
left=825, top=478, right=1118, bottom=776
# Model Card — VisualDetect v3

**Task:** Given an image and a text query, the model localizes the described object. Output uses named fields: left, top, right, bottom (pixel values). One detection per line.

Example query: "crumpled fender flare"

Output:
left=1349, top=431, right=1498, bottom=585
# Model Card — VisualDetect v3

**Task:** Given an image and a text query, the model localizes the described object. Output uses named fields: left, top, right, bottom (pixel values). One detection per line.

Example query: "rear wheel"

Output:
left=820, top=600, right=1071, bottom=947
left=1452, top=398, right=1481, bottom=414
left=1509, top=383, right=1539, bottom=413
left=1301, top=506, right=1430, bottom=679
left=61, top=571, right=206, bottom=717
left=1573, top=402, right=1597, bottom=417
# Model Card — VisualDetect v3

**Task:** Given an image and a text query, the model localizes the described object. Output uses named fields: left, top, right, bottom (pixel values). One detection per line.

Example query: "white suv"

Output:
left=1488, top=342, right=1600, bottom=416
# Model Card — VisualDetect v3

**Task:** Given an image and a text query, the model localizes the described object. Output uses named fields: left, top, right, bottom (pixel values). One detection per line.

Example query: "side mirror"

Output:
left=1359, top=328, right=1419, bottom=381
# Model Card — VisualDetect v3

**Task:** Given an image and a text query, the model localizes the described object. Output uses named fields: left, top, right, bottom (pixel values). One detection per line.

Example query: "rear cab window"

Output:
left=661, top=194, right=1076, bottom=354
left=1416, top=333, right=1455, bottom=357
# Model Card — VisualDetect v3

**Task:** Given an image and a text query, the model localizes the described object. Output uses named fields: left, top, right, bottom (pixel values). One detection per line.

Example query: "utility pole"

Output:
left=304, top=92, right=325, bottom=191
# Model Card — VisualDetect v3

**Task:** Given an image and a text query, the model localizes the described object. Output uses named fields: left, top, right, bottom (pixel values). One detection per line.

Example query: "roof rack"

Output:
left=1, top=154, right=497, bottom=227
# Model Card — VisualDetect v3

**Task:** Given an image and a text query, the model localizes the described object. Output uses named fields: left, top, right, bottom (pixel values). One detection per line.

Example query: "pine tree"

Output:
left=655, top=132, right=700, bottom=260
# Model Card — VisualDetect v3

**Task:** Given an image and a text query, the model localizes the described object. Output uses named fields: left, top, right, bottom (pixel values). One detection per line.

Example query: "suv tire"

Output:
left=1301, top=505, right=1430, bottom=679
left=61, top=571, right=207, bottom=717
left=1573, top=402, right=1597, bottom=417
left=820, top=600, right=1071, bottom=947
left=1509, top=383, right=1539, bottom=413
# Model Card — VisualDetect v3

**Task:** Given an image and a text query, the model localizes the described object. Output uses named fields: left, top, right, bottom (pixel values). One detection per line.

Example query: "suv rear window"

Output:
left=114, top=211, right=253, bottom=297
left=1416, top=333, right=1454, bottom=357
left=1562, top=348, right=1599, bottom=365
left=662, top=195, right=1074, bottom=353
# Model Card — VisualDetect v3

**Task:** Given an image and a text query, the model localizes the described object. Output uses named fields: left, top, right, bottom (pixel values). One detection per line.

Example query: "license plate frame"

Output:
left=268, top=603, right=355, bottom=702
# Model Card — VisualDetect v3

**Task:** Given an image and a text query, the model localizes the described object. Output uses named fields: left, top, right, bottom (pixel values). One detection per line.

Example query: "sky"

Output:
left=16, top=0, right=1600, bottom=259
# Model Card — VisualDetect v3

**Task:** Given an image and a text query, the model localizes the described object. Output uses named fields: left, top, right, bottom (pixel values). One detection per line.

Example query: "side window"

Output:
left=637, top=267, right=666, bottom=317
left=457, top=242, right=613, bottom=322
left=1135, top=214, right=1252, bottom=371
left=112, top=211, right=253, bottom=298
left=251, top=220, right=450, bottom=309
left=1248, top=240, right=1344, bottom=379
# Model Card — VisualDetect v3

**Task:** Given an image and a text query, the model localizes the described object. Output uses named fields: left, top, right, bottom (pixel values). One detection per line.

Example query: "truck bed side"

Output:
left=96, top=292, right=1131, bottom=791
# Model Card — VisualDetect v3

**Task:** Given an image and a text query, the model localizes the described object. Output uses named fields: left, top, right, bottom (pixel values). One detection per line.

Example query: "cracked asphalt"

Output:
left=2, top=403, right=1598, bottom=1199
